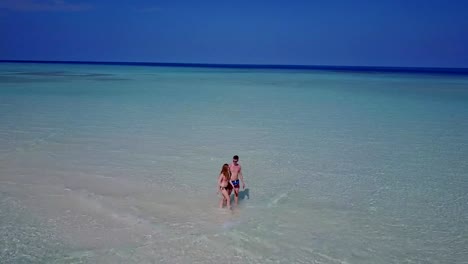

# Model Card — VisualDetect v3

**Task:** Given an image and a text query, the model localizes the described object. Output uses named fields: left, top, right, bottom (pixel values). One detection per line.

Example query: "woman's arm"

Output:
left=229, top=179, right=235, bottom=189
left=216, top=174, right=222, bottom=193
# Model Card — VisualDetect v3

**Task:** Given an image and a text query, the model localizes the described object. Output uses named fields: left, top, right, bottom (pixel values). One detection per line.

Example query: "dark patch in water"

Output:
left=8, top=71, right=114, bottom=77
left=81, top=73, right=114, bottom=78
left=0, top=76, right=60, bottom=83
left=0, top=71, right=131, bottom=82
left=14, top=71, right=70, bottom=76
left=92, top=77, right=131, bottom=81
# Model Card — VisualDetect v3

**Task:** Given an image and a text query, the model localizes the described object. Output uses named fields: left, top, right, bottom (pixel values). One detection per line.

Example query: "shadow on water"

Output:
left=226, top=188, right=250, bottom=207
left=239, top=188, right=250, bottom=201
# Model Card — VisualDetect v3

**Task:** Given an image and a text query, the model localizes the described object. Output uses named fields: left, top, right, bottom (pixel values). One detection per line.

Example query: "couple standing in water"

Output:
left=217, top=155, right=246, bottom=209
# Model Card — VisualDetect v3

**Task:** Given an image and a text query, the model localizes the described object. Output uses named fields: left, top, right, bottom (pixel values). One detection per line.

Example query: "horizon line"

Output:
left=1, top=60, right=468, bottom=74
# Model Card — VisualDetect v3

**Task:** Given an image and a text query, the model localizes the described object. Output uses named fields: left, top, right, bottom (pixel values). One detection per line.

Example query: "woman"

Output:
left=217, top=163, right=234, bottom=209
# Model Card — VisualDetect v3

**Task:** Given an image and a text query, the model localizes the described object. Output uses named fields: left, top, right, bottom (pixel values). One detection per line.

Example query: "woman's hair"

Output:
left=220, top=163, right=231, bottom=181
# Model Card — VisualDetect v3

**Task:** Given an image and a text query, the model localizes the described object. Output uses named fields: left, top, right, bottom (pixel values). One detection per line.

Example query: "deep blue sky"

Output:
left=1, top=0, right=467, bottom=67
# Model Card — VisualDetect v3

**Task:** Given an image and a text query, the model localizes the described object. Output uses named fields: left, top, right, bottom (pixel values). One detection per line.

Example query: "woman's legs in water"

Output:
left=226, top=188, right=232, bottom=207
left=219, top=193, right=225, bottom=208
left=221, top=189, right=231, bottom=209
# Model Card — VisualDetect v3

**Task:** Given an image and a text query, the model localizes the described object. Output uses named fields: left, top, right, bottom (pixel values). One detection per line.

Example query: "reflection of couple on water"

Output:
left=217, top=155, right=246, bottom=209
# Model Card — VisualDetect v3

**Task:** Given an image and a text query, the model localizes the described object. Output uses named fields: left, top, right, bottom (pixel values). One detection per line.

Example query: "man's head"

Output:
left=233, top=155, right=239, bottom=164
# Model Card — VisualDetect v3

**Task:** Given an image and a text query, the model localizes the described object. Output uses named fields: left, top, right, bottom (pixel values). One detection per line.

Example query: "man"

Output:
left=229, top=155, right=245, bottom=206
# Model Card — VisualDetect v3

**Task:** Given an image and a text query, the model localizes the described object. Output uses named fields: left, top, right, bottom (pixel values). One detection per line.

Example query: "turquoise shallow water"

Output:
left=1, top=63, right=467, bottom=263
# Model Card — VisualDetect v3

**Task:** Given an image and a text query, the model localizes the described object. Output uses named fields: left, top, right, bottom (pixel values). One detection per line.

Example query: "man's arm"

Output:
left=239, top=166, right=245, bottom=189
